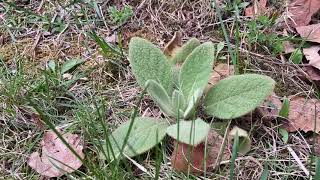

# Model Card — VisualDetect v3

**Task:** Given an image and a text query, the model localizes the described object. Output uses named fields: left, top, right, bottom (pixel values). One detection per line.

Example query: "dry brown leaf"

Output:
left=163, top=32, right=182, bottom=58
left=302, top=66, right=320, bottom=81
left=288, top=0, right=320, bottom=27
left=282, top=29, right=296, bottom=54
left=171, top=130, right=230, bottom=174
left=303, top=46, right=320, bottom=70
left=282, top=97, right=320, bottom=132
left=258, top=93, right=282, bottom=119
left=296, top=24, right=320, bottom=43
left=205, top=64, right=234, bottom=92
left=245, top=0, right=268, bottom=17
left=28, top=130, right=84, bottom=177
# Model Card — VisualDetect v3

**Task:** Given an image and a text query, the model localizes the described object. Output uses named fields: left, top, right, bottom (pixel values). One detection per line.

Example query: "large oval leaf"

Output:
left=204, top=74, right=275, bottom=119
left=102, top=117, right=169, bottom=161
left=166, top=119, right=210, bottom=146
left=129, top=37, right=174, bottom=94
left=179, top=42, right=215, bottom=102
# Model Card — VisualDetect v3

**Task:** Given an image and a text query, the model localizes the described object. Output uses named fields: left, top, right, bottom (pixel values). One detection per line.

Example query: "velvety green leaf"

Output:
left=216, top=42, right=224, bottom=58
left=229, top=126, right=251, bottom=155
left=171, top=38, right=200, bottom=63
left=205, top=74, right=275, bottom=119
left=166, top=118, right=210, bottom=146
left=179, top=42, right=215, bottom=102
left=279, top=97, right=289, bottom=118
left=146, top=80, right=174, bottom=116
left=183, top=88, right=202, bottom=119
left=61, top=59, right=85, bottom=74
left=129, top=37, right=174, bottom=94
left=102, top=117, right=169, bottom=161
left=171, top=90, right=185, bottom=118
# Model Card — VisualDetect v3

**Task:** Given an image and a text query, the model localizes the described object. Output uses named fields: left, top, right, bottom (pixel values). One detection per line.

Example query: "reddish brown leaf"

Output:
left=296, top=24, right=320, bottom=43
left=245, top=0, right=268, bottom=17
left=303, top=46, right=320, bottom=70
left=258, top=93, right=282, bottom=119
left=282, top=97, right=320, bottom=132
left=288, top=0, right=320, bottom=27
left=302, top=66, right=320, bottom=81
left=171, top=130, right=230, bottom=174
left=28, top=130, right=84, bottom=177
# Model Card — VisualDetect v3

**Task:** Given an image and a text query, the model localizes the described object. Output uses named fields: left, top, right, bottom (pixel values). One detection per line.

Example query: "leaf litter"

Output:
left=288, top=0, right=320, bottom=27
left=28, top=130, right=84, bottom=177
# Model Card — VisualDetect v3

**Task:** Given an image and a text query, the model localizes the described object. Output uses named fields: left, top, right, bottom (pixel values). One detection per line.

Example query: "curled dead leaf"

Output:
left=282, top=97, right=320, bottom=132
left=303, top=46, right=320, bottom=70
left=163, top=32, right=182, bottom=58
left=28, top=130, right=84, bottom=177
left=245, top=0, right=267, bottom=17
left=288, top=0, right=320, bottom=27
left=171, top=130, right=230, bottom=174
left=296, top=24, right=320, bottom=43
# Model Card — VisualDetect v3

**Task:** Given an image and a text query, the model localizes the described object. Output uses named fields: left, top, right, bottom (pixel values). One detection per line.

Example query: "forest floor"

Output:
left=1, top=0, right=320, bottom=179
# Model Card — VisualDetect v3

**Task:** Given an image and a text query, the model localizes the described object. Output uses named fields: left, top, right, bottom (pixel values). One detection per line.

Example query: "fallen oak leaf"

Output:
left=288, top=0, right=320, bottom=27
left=296, top=24, right=320, bottom=43
left=245, top=0, right=267, bottom=17
left=28, top=130, right=84, bottom=177
left=282, top=96, right=320, bottom=132
left=303, top=46, right=320, bottom=70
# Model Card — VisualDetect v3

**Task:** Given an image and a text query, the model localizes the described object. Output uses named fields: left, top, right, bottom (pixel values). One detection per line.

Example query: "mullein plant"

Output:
left=101, top=36, right=275, bottom=173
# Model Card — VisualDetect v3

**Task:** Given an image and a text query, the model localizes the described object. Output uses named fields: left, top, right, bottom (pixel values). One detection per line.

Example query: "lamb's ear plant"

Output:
left=101, top=37, right=275, bottom=163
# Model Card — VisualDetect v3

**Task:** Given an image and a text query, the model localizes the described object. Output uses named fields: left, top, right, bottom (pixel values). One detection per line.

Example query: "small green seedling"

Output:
left=101, top=37, right=275, bottom=162
left=108, top=5, right=133, bottom=25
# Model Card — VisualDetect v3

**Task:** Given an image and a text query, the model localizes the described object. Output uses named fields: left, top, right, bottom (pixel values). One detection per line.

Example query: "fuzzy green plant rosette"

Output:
left=100, top=36, right=275, bottom=174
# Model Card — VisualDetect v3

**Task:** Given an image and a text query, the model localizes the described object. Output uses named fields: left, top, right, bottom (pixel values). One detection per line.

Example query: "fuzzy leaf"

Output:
left=205, top=74, right=275, bottom=119
left=183, top=88, right=202, bottom=119
left=171, top=38, right=201, bottom=63
left=102, top=117, right=169, bottom=161
left=166, top=119, right=210, bottom=146
left=229, top=126, right=251, bottom=155
left=129, top=37, right=174, bottom=94
left=179, top=42, right=215, bottom=102
left=171, top=90, right=185, bottom=118
left=146, top=80, right=174, bottom=116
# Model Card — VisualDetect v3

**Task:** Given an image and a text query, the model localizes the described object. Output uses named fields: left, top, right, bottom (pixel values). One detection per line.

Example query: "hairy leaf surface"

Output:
left=102, top=117, right=169, bottom=161
left=205, top=74, right=275, bottom=119
left=166, top=119, right=210, bottom=146
left=129, top=37, right=174, bottom=94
